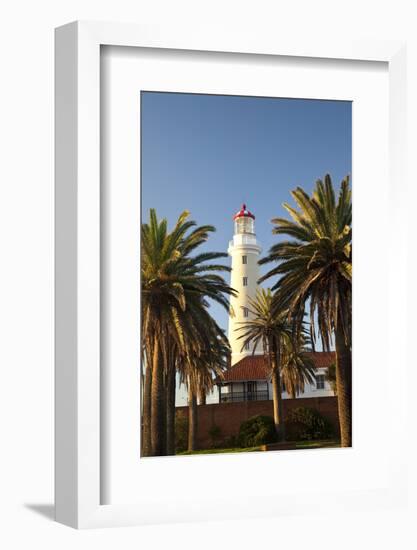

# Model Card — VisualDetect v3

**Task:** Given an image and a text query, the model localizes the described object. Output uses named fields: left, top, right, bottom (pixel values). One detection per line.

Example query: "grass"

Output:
left=295, top=439, right=340, bottom=449
left=178, top=446, right=261, bottom=455
left=177, top=439, right=340, bottom=455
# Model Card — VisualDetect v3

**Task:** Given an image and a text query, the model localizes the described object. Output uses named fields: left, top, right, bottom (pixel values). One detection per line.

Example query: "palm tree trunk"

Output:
left=188, top=385, right=198, bottom=451
left=270, top=338, right=285, bottom=441
left=335, top=324, right=352, bottom=447
left=198, top=387, right=206, bottom=405
left=151, top=335, right=166, bottom=456
left=166, top=364, right=176, bottom=456
left=141, top=359, right=152, bottom=457
left=271, top=369, right=285, bottom=441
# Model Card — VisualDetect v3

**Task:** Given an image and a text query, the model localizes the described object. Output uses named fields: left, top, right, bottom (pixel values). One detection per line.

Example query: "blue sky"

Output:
left=141, top=91, right=352, bottom=344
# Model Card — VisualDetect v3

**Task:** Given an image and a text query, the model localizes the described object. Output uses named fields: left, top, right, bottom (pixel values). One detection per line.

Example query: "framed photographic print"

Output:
left=55, top=21, right=407, bottom=528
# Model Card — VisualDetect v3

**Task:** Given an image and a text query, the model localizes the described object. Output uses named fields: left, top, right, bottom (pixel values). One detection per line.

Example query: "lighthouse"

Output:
left=219, top=203, right=334, bottom=403
left=228, top=204, right=263, bottom=365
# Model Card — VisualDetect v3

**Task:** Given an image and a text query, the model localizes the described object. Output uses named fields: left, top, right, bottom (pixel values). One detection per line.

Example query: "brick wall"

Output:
left=176, top=396, right=339, bottom=449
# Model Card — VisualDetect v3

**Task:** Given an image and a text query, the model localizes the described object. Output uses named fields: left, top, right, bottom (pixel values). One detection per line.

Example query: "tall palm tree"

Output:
left=237, top=288, right=293, bottom=440
left=259, top=175, right=352, bottom=446
left=141, top=209, right=235, bottom=456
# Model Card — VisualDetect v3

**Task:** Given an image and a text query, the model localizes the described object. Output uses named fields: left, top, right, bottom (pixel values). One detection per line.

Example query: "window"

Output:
left=243, top=307, right=249, bottom=318
left=315, top=374, right=325, bottom=390
left=243, top=276, right=248, bottom=286
left=242, top=255, right=247, bottom=264
left=246, top=381, right=256, bottom=400
left=235, top=217, right=254, bottom=235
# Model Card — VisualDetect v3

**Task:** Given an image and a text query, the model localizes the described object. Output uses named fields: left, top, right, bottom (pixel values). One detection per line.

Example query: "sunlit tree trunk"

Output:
left=198, top=387, right=206, bottom=405
left=141, top=358, right=152, bottom=457
left=270, top=337, right=285, bottom=441
left=151, top=335, right=166, bottom=456
left=166, top=363, right=176, bottom=455
left=335, top=323, right=352, bottom=447
left=188, top=385, right=198, bottom=451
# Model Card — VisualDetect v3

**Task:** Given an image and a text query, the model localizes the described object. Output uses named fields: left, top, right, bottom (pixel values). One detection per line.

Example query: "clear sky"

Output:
left=141, top=91, right=351, bottom=403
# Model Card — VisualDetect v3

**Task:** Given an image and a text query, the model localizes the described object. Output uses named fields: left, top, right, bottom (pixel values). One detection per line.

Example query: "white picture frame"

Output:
left=55, top=21, right=407, bottom=529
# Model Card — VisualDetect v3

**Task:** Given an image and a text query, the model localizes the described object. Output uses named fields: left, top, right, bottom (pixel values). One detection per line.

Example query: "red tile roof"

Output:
left=219, top=352, right=335, bottom=383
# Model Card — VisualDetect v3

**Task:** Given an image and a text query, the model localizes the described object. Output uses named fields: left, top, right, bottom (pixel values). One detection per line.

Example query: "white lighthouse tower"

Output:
left=228, top=204, right=263, bottom=365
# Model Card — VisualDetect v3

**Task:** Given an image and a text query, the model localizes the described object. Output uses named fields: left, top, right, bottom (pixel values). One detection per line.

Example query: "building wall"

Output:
left=177, top=396, right=339, bottom=450
left=221, top=368, right=334, bottom=399
left=272, top=367, right=335, bottom=399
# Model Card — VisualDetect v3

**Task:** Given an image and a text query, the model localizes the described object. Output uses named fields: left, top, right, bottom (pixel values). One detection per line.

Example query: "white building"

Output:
left=219, top=204, right=334, bottom=403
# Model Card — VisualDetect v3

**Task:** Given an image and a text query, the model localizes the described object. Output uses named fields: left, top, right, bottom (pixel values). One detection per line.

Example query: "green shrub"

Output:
left=208, top=424, right=222, bottom=448
left=175, top=410, right=188, bottom=453
left=285, top=407, right=333, bottom=441
left=238, top=415, right=277, bottom=447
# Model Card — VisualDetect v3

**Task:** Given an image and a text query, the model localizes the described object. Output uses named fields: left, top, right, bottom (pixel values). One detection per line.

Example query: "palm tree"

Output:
left=237, top=288, right=293, bottom=440
left=141, top=209, right=235, bottom=456
left=259, top=174, right=352, bottom=446
left=280, top=331, right=316, bottom=399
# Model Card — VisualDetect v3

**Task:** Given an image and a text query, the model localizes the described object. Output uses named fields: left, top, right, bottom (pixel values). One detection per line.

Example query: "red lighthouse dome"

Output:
left=233, top=203, right=255, bottom=220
